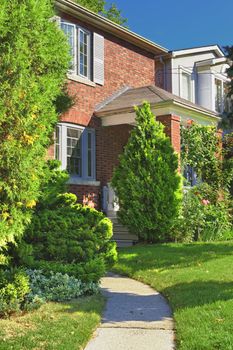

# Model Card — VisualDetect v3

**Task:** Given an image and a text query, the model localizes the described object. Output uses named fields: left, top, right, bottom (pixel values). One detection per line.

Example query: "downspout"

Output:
left=159, top=56, right=166, bottom=90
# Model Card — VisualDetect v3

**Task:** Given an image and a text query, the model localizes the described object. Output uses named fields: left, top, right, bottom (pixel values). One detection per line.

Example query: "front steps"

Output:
left=109, top=217, right=138, bottom=247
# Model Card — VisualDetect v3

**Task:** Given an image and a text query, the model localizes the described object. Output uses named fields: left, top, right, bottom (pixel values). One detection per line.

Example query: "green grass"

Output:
left=113, top=242, right=233, bottom=350
left=0, top=295, right=104, bottom=350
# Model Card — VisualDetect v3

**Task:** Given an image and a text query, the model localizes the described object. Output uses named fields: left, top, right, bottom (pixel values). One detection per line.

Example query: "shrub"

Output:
left=112, top=102, right=182, bottom=242
left=24, top=204, right=116, bottom=266
left=173, top=185, right=232, bottom=242
left=25, top=269, right=99, bottom=303
left=27, top=258, right=106, bottom=283
left=0, top=269, right=30, bottom=316
left=10, top=162, right=117, bottom=283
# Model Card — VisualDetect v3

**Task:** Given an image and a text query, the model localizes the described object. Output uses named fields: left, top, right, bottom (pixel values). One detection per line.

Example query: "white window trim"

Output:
left=54, top=125, right=61, bottom=161
left=179, top=66, right=194, bottom=102
left=213, top=76, right=231, bottom=114
left=77, top=27, right=91, bottom=80
left=56, top=123, right=96, bottom=182
left=61, top=20, right=92, bottom=82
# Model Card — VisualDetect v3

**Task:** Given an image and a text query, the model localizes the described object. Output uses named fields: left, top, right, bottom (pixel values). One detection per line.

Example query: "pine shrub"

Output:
left=112, top=102, right=182, bottom=242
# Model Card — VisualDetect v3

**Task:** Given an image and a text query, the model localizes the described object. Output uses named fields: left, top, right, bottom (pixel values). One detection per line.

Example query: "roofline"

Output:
left=55, top=0, right=168, bottom=55
left=95, top=98, right=220, bottom=121
left=196, top=57, right=229, bottom=67
left=170, top=45, right=225, bottom=58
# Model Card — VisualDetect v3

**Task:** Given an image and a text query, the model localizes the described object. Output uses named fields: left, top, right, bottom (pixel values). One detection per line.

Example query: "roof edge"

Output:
left=170, top=45, right=225, bottom=58
left=55, top=0, right=168, bottom=55
left=95, top=98, right=220, bottom=121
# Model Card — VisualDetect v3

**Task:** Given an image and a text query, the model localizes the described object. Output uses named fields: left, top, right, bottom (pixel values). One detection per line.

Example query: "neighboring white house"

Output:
left=156, top=45, right=231, bottom=117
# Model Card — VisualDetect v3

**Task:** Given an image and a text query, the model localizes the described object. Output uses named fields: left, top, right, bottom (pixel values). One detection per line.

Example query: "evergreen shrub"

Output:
left=112, top=102, right=182, bottom=242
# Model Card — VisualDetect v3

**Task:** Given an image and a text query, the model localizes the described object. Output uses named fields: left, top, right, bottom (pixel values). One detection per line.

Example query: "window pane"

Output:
left=215, top=79, right=222, bottom=113
left=78, top=29, right=89, bottom=78
left=61, top=23, right=75, bottom=71
left=181, top=72, right=191, bottom=101
left=67, top=127, right=82, bottom=176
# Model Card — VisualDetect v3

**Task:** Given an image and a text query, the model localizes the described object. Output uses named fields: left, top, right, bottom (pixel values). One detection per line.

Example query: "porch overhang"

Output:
left=95, top=99, right=220, bottom=127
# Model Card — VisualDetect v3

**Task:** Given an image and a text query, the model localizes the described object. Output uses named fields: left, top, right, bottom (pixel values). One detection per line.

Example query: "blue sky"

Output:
left=114, top=0, right=233, bottom=51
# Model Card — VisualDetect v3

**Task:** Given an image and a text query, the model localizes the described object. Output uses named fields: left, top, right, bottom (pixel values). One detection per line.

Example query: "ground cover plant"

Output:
left=114, top=242, right=233, bottom=350
left=0, top=295, right=104, bottom=350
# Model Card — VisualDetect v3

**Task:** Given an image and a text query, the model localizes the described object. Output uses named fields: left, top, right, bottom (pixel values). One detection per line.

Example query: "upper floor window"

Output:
left=181, top=72, right=191, bottom=101
left=55, top=123, right=96, bottom=180
left=60, top=20, right=104, bottom=85
left=61, top=22, right=91, bottom=79
left=215, top=79, right=231, bottom=114
left=215, top=79, right=222, bottom=113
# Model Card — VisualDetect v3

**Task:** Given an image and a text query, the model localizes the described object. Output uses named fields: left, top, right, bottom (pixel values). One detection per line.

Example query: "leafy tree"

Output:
left=181, top=123, right=233, bottom=196
left=0, top=0, right=70, bottom=249
left=74, top=0, right=128, bottom=27
left=111, top=102, right=182, bottom=243
left=222, top=46, right=233, bottom=128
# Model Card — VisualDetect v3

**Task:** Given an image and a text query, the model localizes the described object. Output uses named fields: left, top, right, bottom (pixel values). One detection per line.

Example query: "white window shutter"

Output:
left=93, top=33, right=104, bottom=85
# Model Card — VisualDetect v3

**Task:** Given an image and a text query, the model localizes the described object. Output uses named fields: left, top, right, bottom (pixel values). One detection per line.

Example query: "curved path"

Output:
left=85, top=273, right=175, bottom=350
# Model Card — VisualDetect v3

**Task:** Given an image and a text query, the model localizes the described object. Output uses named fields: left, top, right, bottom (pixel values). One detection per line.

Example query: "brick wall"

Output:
left=157, top=115, right=181, bottom=155
left=69, top=184, right=101, bottom=209
left=59, top=11, right=156, bottom=127
left=96, top=124, right=133, bottom=185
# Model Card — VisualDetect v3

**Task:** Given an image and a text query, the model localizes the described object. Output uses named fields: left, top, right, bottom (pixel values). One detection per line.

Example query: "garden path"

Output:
left=84, top=273, right=175, bottom=350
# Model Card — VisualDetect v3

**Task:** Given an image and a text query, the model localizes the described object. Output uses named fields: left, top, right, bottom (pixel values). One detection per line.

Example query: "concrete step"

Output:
left=113, top=225, right=129, bottom=233
left=113, top=232, right=138, bottom=240
left=108, top=216, right=138, bottom=247
left=114, top=240, right=135, bottom=248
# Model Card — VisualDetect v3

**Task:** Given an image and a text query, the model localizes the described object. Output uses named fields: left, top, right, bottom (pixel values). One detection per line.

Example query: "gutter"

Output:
left=55, top=0, right=168, bottom=55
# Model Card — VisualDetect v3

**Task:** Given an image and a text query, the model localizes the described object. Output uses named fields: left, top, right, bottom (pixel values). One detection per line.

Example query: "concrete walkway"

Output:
left=85, top=273, right=175, bottom=350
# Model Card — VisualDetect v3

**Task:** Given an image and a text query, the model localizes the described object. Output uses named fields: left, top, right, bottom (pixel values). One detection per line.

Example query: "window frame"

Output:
left=77, top=27, right=91, bottom=80
left=61, top=20, right=91, bottom=80
left=179, top=66, right=194, bottom=102
left=55, top=123, right=96, bottom=181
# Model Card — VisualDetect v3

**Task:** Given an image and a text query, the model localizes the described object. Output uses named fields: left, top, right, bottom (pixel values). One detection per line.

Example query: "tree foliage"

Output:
left=0, top=0, right=70, bottom=248
left=74, top=0, right=128, bottom=27
left=111, top=102, right=182, bottom=243
left=223, top=46, right=233, bottom=127
left=181, top=123, right=233, bottom=194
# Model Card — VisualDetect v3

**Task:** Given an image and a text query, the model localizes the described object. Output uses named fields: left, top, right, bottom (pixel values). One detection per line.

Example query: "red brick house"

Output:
left=52, top=0, right=220, bottom=232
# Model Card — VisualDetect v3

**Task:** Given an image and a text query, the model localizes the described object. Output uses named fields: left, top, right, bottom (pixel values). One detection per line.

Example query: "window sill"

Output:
left=67, top=177, right=100, bottom=186
left=67, top=73, right=96, bottom=87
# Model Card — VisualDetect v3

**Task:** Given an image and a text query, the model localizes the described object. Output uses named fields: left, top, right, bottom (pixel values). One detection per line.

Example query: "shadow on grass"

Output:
left=116, top=242, right=233, bottom=272
left=162, top=280, right=233, bottom=310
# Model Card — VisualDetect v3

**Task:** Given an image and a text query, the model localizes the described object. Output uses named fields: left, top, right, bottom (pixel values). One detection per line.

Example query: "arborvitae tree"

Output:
left=111, top=102, right=182, bottom=242
left=0, top=0, right=70, bottom=249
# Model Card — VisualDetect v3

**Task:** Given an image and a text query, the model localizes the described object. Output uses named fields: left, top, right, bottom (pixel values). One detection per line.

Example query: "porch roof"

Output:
left=95, top=85, right=220, bottom=127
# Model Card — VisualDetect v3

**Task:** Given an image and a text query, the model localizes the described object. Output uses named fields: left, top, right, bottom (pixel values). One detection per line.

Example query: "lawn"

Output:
left=0, top=295, right=104, bottom=350
left=113, top=242, right=233, bottom=350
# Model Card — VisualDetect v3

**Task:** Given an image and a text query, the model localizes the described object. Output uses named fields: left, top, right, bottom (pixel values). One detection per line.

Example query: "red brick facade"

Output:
left=51, top=11, right=181, bottom=209
left=156, top=115, right=181, bottom=155
left=58, top=12, right=155, bottom=127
